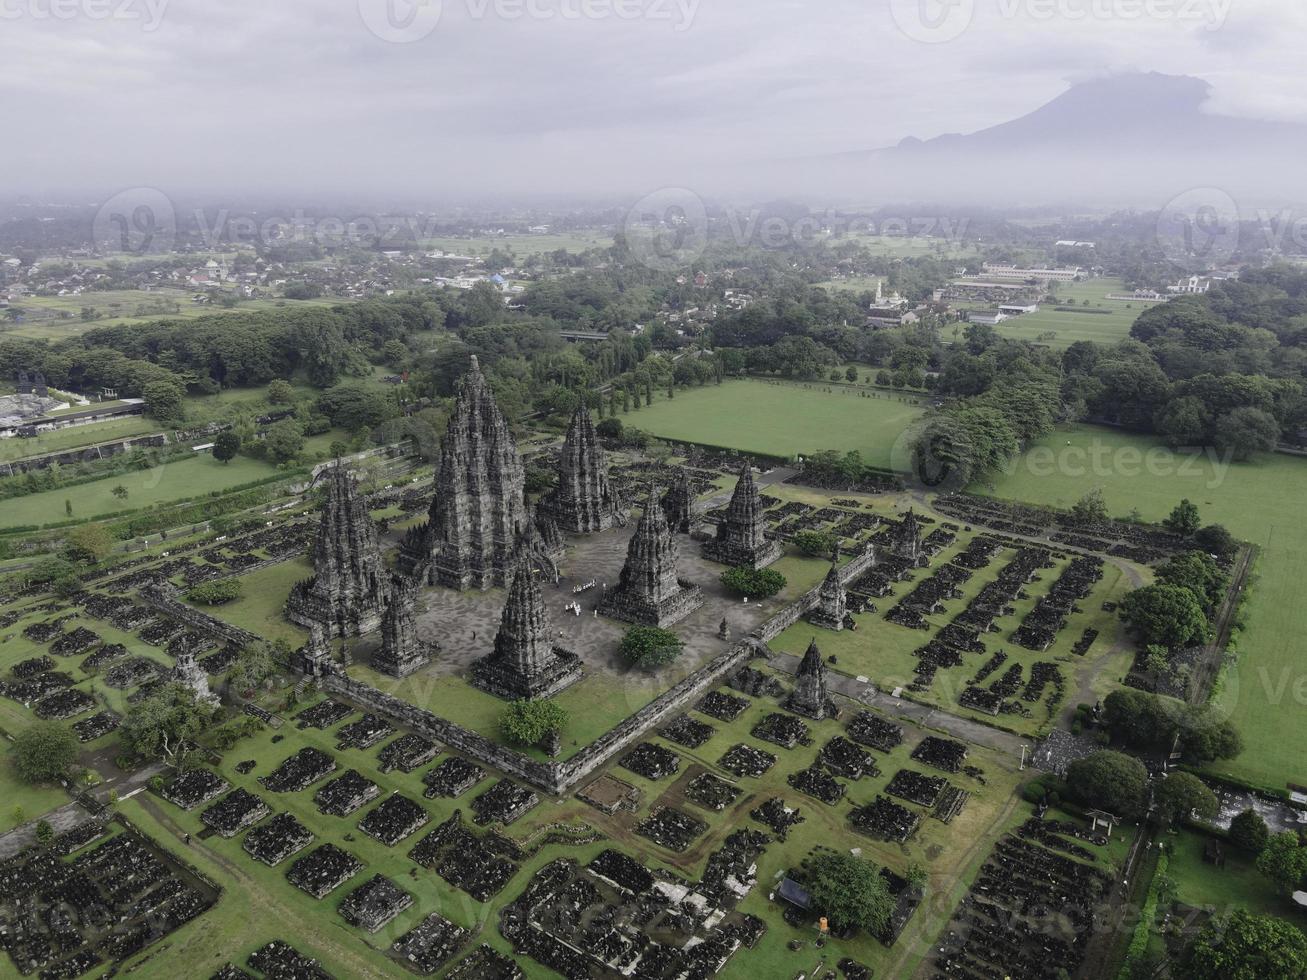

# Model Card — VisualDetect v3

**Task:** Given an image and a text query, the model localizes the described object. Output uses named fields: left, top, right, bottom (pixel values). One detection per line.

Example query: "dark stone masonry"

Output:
left=373, top=577, right=434, bottom=679
left=287, top=462, right=389, bottom=637
left=472, top=556, right=583, bottom=701
left=785, top=639, right=836, bottom=721
left=540, top=404, right=626, bottom=533
left=598, top=490, right=703, bottom=628
left=702, top=464, right=782, bottom=570
left=399, top=356, right=528, bottom=591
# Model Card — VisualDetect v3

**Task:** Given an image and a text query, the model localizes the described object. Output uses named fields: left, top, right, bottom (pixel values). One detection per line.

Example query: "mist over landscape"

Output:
left=1, top=3, right=1306, bottom=980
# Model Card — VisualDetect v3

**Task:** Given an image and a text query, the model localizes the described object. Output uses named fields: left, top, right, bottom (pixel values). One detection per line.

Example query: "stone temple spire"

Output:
left=373, top=577, right=434, bottom=679
left=172, top=648, right=218, bottom=706
left=786, top=639, right=834, bottom=720
left=807, top=561, right=849, bottom=632
left=287, top=462, right=389, bottom=637
left=472, top=556, right=582, bottom=700
left=599, top=486, right=703, bottom=628
left=703, top=463, right=782, bottom=570
left=399, top=356, right=528, bottom=590
left=660, top=466, right=694, bottom=534
left=542, top=404, right=626, bottom=533
left=895, top=508, right=923, bottom=562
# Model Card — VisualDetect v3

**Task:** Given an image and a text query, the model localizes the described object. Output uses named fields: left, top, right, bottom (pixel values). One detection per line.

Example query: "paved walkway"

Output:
left=0, top=802, right=89, bottom=860
left=766, top=651, right=1028, bottom=758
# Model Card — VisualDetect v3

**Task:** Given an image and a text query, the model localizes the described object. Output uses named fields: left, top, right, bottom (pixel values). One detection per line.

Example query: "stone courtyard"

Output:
left=357, top=522, right=788, bottom=692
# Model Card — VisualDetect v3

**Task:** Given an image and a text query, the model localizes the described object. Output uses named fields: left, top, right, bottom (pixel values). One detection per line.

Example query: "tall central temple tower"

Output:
left=400, top=356, right=528, bottom=590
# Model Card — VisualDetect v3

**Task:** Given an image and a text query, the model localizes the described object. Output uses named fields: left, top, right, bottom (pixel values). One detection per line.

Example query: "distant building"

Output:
left=998, top=303, right=1039, bottom=315
left=1168, top=275, right=1212, bottom=294
left=979, top=263, right=1083, bottom=282
left=967, top=310, right=1008, bottom=327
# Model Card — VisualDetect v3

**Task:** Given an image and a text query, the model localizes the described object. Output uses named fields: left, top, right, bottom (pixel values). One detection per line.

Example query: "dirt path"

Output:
left=767, top=651, right=1027, bottom=759
left=897, top=792, right=1025, bottom=980
left=132, top=796, right=394, bottom=980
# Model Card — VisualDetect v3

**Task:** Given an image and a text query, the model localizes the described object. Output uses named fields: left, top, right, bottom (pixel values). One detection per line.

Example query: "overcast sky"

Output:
left=3, top=0, right=1305, bottom=203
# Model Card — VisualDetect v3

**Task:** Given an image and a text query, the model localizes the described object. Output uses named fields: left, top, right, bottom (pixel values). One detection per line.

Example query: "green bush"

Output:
left=186, top=579, right=243, bottom=605
left=720, top=566, right=787, bottom=599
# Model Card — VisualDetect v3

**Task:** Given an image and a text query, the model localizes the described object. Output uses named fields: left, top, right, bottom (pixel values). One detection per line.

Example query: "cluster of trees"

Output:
left=1119, top=542, right=1232, bottom=678
left=1063, top=750, right=1218, bottom=825
left=1102, top=689, right=1242, bottom=763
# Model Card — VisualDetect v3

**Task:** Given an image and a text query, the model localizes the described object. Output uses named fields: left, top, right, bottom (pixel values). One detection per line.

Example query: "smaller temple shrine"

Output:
left=702, top=464, right=782, bottom=570
left=785, top=639, right=836, bottom=721
left=472, top=556, right=583, bottom=701
left=599, top=488, right=703, bottom=628
left=372, top=578, right=435, bottom=679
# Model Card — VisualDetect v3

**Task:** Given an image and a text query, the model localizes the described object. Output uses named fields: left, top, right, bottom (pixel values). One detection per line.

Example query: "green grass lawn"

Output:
left=0, top=417, right=161, bottom=464
left=628, top=379, right=926, bottom=468
left=197, top=558, right=313, bottom=647
left=770, top=514, right=1137, bottom=738
left=418, top=231, right=611, bottom=257
left=981, top=424, right=1307, bottom=789
left=979, top=278, right=1157, bottom=350
left=1165, top=828, right=1307, bottom=924
left=0, top=453, right=286, bottom=528
left=91, top=659, right=1033, bottom=980
left=4, top=290, right=346, bottom=341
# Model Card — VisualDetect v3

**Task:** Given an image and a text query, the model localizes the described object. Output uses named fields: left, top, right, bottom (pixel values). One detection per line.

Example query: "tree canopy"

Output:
left=804, top=853, right=895, bottom=936
left=1065, top=750, right=1149, bottom=820
left=1183, top=909, right=1307, bottom=980
left=501, top=700, right=569, bottom=746
left=12, top=723, right=78, bottom=784
left=1120, top=584, right=1209, bottom=650
left=619, top=626, right=685, bottom=671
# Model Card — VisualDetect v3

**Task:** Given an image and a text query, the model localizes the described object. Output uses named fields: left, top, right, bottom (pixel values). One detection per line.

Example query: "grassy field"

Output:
left=980, top=278, right=1159, bottom=350
left=0, top=453, right=287, bottom=528
left=0, top=417, right=161, bottom=464
left=87, top=662, right=1037, bottom=980
left=981, top=424, right=1307, bottom=789
left=1165, top=828, right=1307, bottom=925
left=839, top=233, right=981, bottom=260
left=815, top=274, right=885, bottom=293
left=3, top=291, right=342, bottom=340
left=419, top=231, right=611, bottom=258
left=629, top=379, right=926, bottom=468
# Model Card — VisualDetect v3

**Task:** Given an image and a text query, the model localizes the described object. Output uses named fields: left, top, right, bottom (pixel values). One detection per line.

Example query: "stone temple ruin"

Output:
left=171, top=646, right=218, bottom=706
left=893, top=508, right=924, bottom=562
left=472, top=556, right=583, bottom=701
left=703, top=464, right=782, bottom=569
left=400, top=355, right=527, bottom=591
left=540, top=404, right=626, bottom=533
left=660, top=466, right=695, bottom=534
left=373, top=577, right=434, bottom=679
left=807, top=561, right=851, bottom=631
left=785, top=639, right=836, bottom=720
left=287, top=462, right=389, bottom=637
left=599, top=489, right=704, bottom=628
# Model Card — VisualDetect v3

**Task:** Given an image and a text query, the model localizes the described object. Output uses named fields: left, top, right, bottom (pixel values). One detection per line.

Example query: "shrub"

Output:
left=720, top=566, right=787, bottom=599
left=619, top=626, right=685, bottom=671
left=186, top=579, right=243, bottom=606
left=501, top=700, right=568, bottom=746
